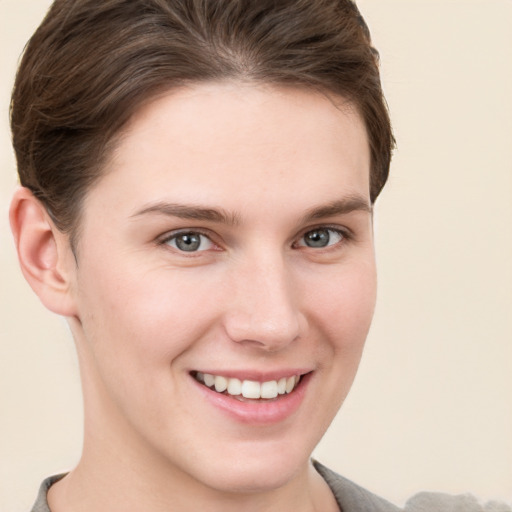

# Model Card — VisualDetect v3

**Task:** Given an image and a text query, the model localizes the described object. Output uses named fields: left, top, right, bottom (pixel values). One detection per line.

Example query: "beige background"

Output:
left=1, top=0, right=511, bottom=510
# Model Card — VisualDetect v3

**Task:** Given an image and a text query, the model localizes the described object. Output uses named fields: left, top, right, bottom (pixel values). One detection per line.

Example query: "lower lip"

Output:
left=192, top=373, right=311, bottom=425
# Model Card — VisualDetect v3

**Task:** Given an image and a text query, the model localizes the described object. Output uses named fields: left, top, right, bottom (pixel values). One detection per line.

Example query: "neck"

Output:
left=48, top=448, right=335, bottom=512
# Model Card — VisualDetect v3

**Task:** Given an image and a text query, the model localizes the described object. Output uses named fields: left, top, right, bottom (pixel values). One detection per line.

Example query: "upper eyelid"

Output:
left=157, top=227, right=216, bottom=244
left=157, top=229, right=220, bottom=255
left=295, top=224, right=352, bottom=240
left=291, top=225, right=352, bottom=249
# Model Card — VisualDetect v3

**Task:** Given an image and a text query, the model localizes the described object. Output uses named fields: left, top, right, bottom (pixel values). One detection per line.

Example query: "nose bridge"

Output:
left=224, top=248, right=301, bottom=350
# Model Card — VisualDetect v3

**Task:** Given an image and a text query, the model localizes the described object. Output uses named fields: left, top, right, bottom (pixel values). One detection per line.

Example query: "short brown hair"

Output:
left=11, top=0, right=394, bottom=243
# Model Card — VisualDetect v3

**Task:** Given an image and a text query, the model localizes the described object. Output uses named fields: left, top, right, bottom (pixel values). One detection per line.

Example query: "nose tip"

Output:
left=225, top=309, right=302, bottom=351
left=223, top=262, right=303, bottom=351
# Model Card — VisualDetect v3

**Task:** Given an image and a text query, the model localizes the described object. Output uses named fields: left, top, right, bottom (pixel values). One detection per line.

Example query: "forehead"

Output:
left=90, top=82, right=371, bottom=219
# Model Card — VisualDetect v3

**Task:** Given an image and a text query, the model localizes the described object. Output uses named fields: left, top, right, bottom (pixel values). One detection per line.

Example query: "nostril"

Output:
left=223, top=314, right=301, bottom=350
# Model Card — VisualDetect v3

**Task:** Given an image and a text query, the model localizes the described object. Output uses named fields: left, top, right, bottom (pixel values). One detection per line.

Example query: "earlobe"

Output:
left=9, top=187, right=77, bottom=317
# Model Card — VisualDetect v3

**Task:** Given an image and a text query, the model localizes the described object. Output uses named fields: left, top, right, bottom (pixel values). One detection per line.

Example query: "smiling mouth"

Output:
left=192, top=372, right=303, bottom=401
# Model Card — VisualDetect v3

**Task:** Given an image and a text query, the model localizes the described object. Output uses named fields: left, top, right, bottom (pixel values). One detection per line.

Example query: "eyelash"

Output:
left=157, top=225, right=351, bottom=254
left=293, top=225, right=351, bottom=250
left=157, top=229, right=218, bottom=253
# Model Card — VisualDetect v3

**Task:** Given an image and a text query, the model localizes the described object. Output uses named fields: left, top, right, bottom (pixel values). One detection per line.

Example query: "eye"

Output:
left=296, top=227, right=344, bottom=249
left=163, top=231, right=214, bottom=252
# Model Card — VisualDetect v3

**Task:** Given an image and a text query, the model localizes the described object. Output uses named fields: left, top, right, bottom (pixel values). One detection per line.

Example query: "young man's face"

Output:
left=68, top=83, right=376, bottom=494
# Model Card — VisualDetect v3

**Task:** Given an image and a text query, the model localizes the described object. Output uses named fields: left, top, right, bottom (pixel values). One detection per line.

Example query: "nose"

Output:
left=222, top=253, right=303, bottom=351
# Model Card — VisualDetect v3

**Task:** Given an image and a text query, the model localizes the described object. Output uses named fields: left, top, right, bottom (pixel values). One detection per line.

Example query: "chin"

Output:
left=202, top=459, right=305, bottom=495
left=176, top=437, right=313, bottom=495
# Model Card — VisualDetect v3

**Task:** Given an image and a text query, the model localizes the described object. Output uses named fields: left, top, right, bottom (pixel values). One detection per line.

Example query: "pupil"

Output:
left=305, top=229, right=329, bottom=248
left=176, top=233, right=201, bottom=251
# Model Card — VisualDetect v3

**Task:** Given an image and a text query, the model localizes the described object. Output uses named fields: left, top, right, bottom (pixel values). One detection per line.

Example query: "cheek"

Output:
left=72, top=263, right=221, bottom=428
left=76, top=261, right=221, bottom=364
left=305, top=259, right=377, bottom=352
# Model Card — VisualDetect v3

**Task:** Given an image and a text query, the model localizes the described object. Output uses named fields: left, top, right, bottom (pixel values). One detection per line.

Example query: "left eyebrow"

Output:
left=300, top=196, right=372, bottom=223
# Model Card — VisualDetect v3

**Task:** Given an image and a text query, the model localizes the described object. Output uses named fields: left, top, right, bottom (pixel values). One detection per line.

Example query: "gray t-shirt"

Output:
left=314, top=462, right=511, bottom=512
left=30, top=462, right=511, bottom=512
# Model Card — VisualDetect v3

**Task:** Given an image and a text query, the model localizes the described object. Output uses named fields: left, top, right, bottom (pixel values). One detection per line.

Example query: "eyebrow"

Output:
left=130, top=201, right=241, bottom=226
left=300, top=196, right=372, bottom=223
left=131, top=195, right=371, bottom=226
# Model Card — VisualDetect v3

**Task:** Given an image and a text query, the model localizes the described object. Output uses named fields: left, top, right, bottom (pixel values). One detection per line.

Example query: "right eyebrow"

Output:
left=130, top=201, right=241, bottom=226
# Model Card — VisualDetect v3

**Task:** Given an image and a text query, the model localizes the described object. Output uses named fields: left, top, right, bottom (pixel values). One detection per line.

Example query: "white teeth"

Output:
left=196, top=372, right=302, bottom=399
left=261, top=380, right=278, bottom=399
left=227, top=378, right=242, bottom=396
left=204, top=373, right=215, bottom=387
left=285, top=376, right=296, bottom=394
left=214, top=375, right=228, bottom=393
left=277, top=377, right=287, bottom=395
left=242, top=380, right=261, bottom=399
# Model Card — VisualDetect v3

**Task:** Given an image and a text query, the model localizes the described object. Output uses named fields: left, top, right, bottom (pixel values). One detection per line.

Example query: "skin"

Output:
left=11, top=83, right=376, bottom=512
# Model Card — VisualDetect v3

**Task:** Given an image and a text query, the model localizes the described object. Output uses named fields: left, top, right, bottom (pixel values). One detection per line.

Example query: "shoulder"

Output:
left=31, top=474, right=66, bottom=512
left=404, top=492, right=512, bottom=512
left=314, top=460, right=401, bottom=511
left=313, top=461, right=512, bottom=512
left=32, top=468, right=512, bottom=512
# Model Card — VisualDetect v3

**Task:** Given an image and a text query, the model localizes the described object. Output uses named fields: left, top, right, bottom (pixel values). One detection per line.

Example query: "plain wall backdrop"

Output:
left=1, top=0, right=511, bottom=510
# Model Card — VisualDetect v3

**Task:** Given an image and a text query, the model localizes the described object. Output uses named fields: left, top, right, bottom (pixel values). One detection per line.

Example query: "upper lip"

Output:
left=190, top=369, right=312, bottom=382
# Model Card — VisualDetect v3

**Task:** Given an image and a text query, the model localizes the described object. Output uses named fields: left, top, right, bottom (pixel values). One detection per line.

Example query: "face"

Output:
left=68, top=83, right=376, bottom=494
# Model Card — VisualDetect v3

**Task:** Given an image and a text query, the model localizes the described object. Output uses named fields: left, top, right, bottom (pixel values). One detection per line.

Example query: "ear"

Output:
left=9, top=187, right=78, bottom=317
